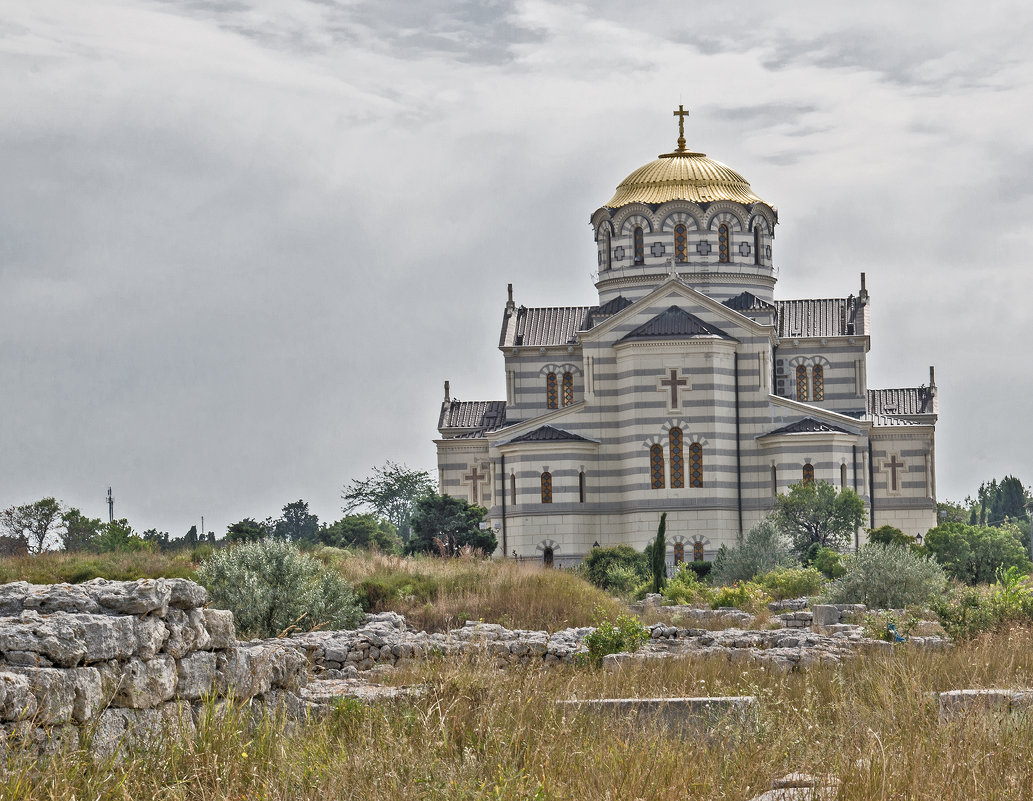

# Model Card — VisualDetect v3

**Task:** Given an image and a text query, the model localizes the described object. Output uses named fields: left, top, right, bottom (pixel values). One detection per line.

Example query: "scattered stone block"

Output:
left=556, top=695, right=757, bottom=736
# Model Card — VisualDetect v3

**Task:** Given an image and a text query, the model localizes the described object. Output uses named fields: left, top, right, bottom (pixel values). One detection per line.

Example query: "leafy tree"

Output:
left=711, top=518, right=793, bottom=585
left=868, top=525, right=918, bottom=548
left=772, top=481, right=866, bottom=555
left=925, top=521, right=1031, bottom=584
left=141, top=529, right=170, bottom=548
left=226, top=517, right=274, bottom=543
left=650, top=513, right=667, bottom=593
left=91, top=519, right=149, bottom=553
left=406, top=493, right=494, bottom=556
left=319, top=514, right=401, bottom=553
left=1, top=498, right=64, bottom=554
left=275, top=500, right=319, bottom=542
left=937, top=500, right=970, bottom=525
left=185, top=525, right=199, bottom=547
left=342, top=462, right=434, bottom=544
left=59, top=508, right=102, bottom=552
left=581, top=545, right=649, bottom=592
left=0, top=535, right=28, bottom=557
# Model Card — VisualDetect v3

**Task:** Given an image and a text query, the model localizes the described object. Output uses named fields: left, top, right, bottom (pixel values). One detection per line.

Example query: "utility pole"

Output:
left=201, top=516, right=205, bottom=538
left=106, top=487, right=114, bottom=523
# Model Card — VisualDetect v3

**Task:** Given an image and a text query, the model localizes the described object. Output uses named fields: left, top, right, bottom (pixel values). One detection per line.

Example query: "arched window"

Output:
left=689, top=443, right=703, bottom=488
left=546, top=373, right=558, bottom=409
left=562, top=372, right=574, bottom=407
left=540, top=472, right=553, bottom=503
left=840, top=463, right=847, bottom=489
left=603, top=229, right=612, bottom=271
left=649, top=444, right=665, bottom=489
left=543, top=546, right=554, bottom=568
left=812, top=365, right=824, bottom=401
left=718, top=224, right=730, bottom=263
left=803, top=463, right=814, bottom=485
left=633, top=227, right=645, bottom=264
left=753, top=226, right=762, bottom=265
left=669, top=427, right=685, bottom=488
left=674, top=542, right=685, bottom=565
left=510, top=473, right=516, bottom=505
left=674, top=224, right=688, bottom=263
left=693, top=541, right=704, bottom=561
left=578, top=470, right=586, bottom=503
left=796, top=365, right=809, bottom=402
left=771, top=465, right=778, bottom=497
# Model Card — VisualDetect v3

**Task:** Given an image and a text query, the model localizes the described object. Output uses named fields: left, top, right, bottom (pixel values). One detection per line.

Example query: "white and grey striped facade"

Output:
left=434, top=154, right=938, bottom=567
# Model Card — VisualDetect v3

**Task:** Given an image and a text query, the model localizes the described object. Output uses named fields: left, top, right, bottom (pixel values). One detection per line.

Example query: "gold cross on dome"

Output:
left=673, top=104, right=690, bottom=151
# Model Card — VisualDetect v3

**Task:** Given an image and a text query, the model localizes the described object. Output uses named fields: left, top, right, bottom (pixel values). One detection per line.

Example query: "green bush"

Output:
left=758, top=565, right=824, bottom=600
left=581, top=545, right=649, bottom=593
left=661, top=563, right=710, bottom=606
left=581, top=611, right=649, bottom=666
left=821, top=544, right=948, bottom=609
left=685, top=561, right=712, bottom=581
left=709, top=581, right=769, bottom=612
left=710, top=520, right=792, bottom=585
left=812, top=546, right=847, bottom=579
left=197, top=539, right=362, bottom=638
left=932, top=586, right=998, bottom=640
left=925, top=522, right=1032, bottom=584
left=603, top=564, right=644, bottom=597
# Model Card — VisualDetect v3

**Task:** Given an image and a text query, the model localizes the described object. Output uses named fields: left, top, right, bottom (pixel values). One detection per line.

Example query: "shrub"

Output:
left=932, top=586, right=998, bottom=640
left=710, top=519, right=792, bottom=585
left=581, top=611, right=649, bottom=666
left=811, top=546, right=847, bottom=579
left=685, top=561, right=712, bottom=580
left=862, top=609, right=920, bottom=642
left=661, top=564, right=710, bottom=606
left=581, top=545, right=649, bottom=593
left=197, top=539, right=362, bottom=638
left=821, top=543, right=948, bottom=609
left=925, top=522, right=1032, bottom=584
left=603, top=564, right=644, bottom=597
left=758, top=565, right=824, bottom=600
left=709, top=581, right=769, bottom=612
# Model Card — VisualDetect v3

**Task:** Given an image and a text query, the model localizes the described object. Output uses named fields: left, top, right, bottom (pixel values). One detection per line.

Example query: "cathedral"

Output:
left=434, top=108, right=939, bottom=567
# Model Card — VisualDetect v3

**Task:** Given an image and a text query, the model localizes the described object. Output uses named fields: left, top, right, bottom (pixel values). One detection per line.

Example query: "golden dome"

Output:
left=605, top=150, right=767, bottom=207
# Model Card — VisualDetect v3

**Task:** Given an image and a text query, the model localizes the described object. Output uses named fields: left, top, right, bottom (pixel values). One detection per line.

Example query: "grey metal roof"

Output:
left=438, top=400, right=507, bottom=432
left=620, top=306, right=734, bottom=342
left=775, top=298, right=863, bottom=338
left=585, top=295, right=633, bottom=328
left=499, top=306, right=593, bottom=348
left=506, top=425, right=593, bottom=443
left=723, top=291, right=774, bottom=312
left=760, top=417, right=855, bottom=437
left=867, top=387, right=937, bottom=416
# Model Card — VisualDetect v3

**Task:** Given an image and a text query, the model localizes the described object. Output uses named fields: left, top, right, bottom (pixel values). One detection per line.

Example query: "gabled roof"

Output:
left=499, top=306, right=593, bottom=348
left=723, top=291, right=774, bottom=312
left=505, top=425, right=593, bottom=444
left=619, top=306, right=734, bottom=342
left=584, top=295, right=633, bottom=328
left=438, top=400, right=507, bottom=432
left=760, top=417, right=855, bottom=437
left=868, top=387, right=937, bottom=416
left=775, top=298, right=863, bottom=338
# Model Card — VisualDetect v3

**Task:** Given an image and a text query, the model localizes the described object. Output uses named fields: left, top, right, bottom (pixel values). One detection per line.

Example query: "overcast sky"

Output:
left=2, top=0, right=1031, bottom=537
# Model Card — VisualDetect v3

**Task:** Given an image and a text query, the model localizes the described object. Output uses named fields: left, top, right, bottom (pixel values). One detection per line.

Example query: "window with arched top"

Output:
left=674, top=224, right=688, bottom=263
left=603, top=229, right=612, bottom=271
left=840, top=463, right=847, bottom=489
left=689, top=442, right=703, bottom=488
left=803, top=463, right=814, bottom=485
left=510, top=473, right=516, bottom=505
left=754, top=226, right=762, bottom=265
left=718, top=224, right=730, bottom=263
left=649, top=444, right=665, bottom=489
left=546, top=373, right=558, bottom=409
left=812, top=365, right=824, bottom=401
left=693, top=541, right=704, bottom=562
left=796, top=365, right=809, bottom=402
left=771, top=465, right=778, bottom=497
left=674, top=542, right=685, bottom=565
left=578, top=471, right=586, bottom=503
left=633, top=227, right=644, bottom=264
left=669, top=427, right=685, bottom=488
left=562, top=372, right=574, bottom=407
left=540, top=472, right=552, bottom=503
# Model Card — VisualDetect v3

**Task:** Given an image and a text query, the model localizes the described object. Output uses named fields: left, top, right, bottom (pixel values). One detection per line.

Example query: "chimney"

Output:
left=858, top=272, right=869, bottom=306
left=506, top=283, right=516, bottom=314
left=444, top=380, right=450, bottom=403
left=929, top=366, right=936, bottom=388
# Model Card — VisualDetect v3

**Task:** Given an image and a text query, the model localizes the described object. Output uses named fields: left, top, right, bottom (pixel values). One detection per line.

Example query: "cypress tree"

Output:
left=651, top=512, right=668, bottom=593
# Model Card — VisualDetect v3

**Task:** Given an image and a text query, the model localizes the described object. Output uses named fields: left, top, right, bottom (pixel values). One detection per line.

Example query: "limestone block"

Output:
left=0, top=721, right=81, bottom=757
left=938, top=689, right=1016, bottom=722
left=204, top=608, right=236, bottom=649
left=112, top=656, right=177, bottom=709
left=810, top=605, right=840, bottom=629
left=70, top=667, right=105, bottom=722
left=93, top=660, right=124, bottom=702
left=0, top=582, right=30, bottom=616
left=3, top=667, right=75, bottom=725
left=217, top=648, right=269, bottom=698
left=134, top=616, right=170, bottom=659
left=93, top=701, right=194, bottom=759
left=176, top=651, right=218, bottom=700
left=0, top=611, right=87, bottom=667
left=166, top=578, right=209, bottom=610
left=556, top=696, right=758, bottom=737
left=86, top=577, right=171, bottom=616
left=163, top=609, right=211, bottom=658
left=81, top=614, right=137, bottom=662
left=19, top=582, right=102, bottom=615
left=0, top=672, right=38, bottom=722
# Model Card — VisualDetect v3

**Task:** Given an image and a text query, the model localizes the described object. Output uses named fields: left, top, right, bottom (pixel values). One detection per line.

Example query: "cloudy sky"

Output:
left=2, top=0, right=1031, bottom=536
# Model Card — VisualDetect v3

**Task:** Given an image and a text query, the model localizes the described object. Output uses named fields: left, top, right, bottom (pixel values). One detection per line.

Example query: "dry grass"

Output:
left=0, top=549, right=196, bottom=585
left=8, top=630, right=1033, bottom=799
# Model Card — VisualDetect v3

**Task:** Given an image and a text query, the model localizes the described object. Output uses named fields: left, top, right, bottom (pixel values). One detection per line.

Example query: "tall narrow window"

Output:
left=540, top=472, right=553, bottom=503
left=693, top=541, right=704, bottom=562
left=546, top=373, right=558, bottom=409
left=669, top=427, right=685, bottom=488
left=840, top=463, right=847, bottom=489
left=603, top=229, right=611, bottom=270
left=650, top=444, right=665, bottom=489
left=803, top=463, right=814, bottom=485
left=562, top=372, right=574, bottom=407
left=510, top=473, right=516, bottom=505
left=578, top=470, right=586, bottom=503
left=674, top=224, right=688, bottom=263
left=771, top=465, right=778, bottom=497
left=633, top=227, right=644, bottom=264
left=796, top=365, right=809, bottom=402
left=812, top=365, right=824, bottom=401
left=689, top=443, right=703, bottom=488
left=674, top=542, right=685, bottom=565
left=718, top=224, right=730, bottom=263
left=753, top=226, right=762, bottom=265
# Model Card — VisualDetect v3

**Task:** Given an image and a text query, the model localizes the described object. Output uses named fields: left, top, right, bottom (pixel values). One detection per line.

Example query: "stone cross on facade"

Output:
left=464, top=464, right=490, bottom=504
left=884, top=454, right=905, bottom=492
left=673, top=104, right=689, bottom=152
left=659, top=368, right=688, bottom=409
